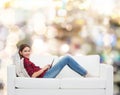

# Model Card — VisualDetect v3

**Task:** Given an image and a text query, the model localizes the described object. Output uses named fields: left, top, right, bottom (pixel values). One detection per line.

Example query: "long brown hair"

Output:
left=18, top=44, right=31, bottom=59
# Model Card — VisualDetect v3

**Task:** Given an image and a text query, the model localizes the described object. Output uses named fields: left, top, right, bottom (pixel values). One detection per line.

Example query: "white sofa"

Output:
left=7, top=55, right=113, bottom=95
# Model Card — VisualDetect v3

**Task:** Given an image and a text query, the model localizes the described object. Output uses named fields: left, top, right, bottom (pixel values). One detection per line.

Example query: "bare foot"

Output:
left=85, top=73, right=93, bottom=77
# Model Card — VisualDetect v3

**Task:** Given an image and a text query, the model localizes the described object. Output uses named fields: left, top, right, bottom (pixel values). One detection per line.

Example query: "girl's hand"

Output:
left=43, top=64, right=51, bottom=70
left=32, top=64, right=51, bottom=78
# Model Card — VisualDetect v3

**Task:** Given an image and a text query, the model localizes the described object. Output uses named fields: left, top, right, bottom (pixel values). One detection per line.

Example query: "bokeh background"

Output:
left=0, top=0, right=120, bottom=95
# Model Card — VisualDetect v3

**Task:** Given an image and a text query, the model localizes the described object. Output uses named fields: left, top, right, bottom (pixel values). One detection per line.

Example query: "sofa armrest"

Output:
left=7, top=64, right=16, bottom=95
left=100, top=64, right=113, bottom=95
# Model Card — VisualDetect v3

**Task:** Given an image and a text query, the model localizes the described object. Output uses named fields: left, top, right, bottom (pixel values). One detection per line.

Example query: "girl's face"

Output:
left=20, top=47, right=31, bottom=59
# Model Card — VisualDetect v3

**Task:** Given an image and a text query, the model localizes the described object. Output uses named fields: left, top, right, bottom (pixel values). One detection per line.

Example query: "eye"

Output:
left=28, top=50, right=31, bottom=52
left=24, top=50, right=30, bottom=52
left=24, top=50, right=27, bottom=52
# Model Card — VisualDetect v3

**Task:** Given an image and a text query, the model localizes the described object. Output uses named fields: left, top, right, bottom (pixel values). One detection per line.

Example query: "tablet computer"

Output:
left=50, top=59, right=55, bottom=68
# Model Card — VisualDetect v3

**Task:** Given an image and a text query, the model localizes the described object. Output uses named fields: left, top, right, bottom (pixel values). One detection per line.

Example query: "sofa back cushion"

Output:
left=30, top=54, right=58, bottom=68
left=30, top=54, right=100, bottom=78
left=57, top=55, right=100, bottom=78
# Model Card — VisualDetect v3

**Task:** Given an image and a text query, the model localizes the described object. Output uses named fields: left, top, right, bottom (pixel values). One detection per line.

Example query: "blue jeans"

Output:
left=43, top=55, right=87, bottom=78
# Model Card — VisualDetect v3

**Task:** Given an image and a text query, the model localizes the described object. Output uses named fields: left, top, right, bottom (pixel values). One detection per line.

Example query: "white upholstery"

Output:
left=56, top=55, right=100, bottom=78
left=7, top=55, right=113, bottom=95
left=30, top=54, right=59, bottom=67
left=30, top=55, right=100, bottom=78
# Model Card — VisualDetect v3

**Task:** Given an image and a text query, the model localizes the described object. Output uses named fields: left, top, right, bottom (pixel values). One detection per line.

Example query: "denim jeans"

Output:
left=43, top=55, right=87, bottom=78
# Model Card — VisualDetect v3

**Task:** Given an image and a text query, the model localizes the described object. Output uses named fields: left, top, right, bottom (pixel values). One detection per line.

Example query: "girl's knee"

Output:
left=64, top=54, right=72, bottom=59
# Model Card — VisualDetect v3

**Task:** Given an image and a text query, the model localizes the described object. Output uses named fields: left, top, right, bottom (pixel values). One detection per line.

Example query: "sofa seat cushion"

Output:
left=15, top=77, right=60, bottom=89
left=15, top=77, right=106, bottom=89
left=60, top=78, right=106, bottom=89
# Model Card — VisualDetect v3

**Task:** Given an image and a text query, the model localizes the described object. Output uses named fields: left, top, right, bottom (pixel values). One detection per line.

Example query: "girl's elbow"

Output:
left=31, top=73, right=37, bottom=78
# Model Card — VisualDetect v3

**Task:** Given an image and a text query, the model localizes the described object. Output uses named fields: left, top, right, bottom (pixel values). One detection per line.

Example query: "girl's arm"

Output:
left=31, top=64, right=51, bottom=78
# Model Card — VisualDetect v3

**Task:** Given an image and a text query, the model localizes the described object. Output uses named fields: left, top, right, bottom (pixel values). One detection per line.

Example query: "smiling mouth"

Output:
left=26, top=55, right=30, bottom=57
